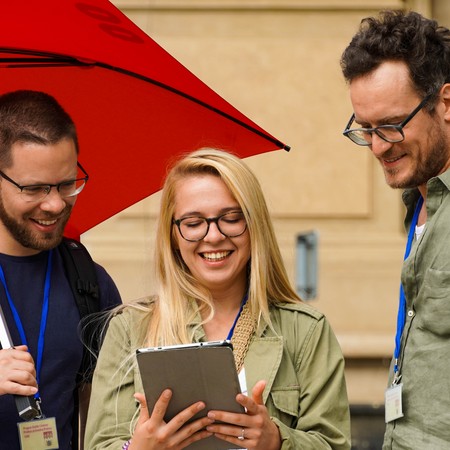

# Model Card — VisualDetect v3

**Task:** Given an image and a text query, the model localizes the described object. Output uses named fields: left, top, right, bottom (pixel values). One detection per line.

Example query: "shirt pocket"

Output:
left=417, top=268, right=450, bottom=336
left=269, top=388, right=300, bottom=427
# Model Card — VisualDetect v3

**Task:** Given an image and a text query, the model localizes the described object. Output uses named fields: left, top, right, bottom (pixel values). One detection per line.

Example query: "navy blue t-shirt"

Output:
left=0, top=247, right=121, bottom=449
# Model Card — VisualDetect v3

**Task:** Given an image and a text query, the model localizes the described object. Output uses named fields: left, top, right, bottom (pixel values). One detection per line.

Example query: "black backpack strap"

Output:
left=59, top=237, right=99, bottom=317
left=59, top=237, right=102, bottom=378
left=58, top=238, right=101, bottom=450
left=59, top=237, right=102, bottom=380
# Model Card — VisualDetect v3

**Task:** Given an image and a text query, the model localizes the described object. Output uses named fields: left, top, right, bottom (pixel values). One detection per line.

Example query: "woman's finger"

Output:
left=148, top=389, right=172, bottom=422
left=133, top=392, right=150, bottom=425
left=168, top=400, right=208, bottom=431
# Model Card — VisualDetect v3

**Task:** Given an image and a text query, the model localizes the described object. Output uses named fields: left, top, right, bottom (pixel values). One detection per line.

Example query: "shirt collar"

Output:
left=402, top=167, right=450, bottom=226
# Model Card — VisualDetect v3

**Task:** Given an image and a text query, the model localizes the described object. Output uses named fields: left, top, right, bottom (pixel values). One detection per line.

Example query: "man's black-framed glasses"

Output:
left=343, top=93, right=434, bottom=146
left=0, top=162, right=89, bottom=203
left=173, top=210, right=247, bottom=242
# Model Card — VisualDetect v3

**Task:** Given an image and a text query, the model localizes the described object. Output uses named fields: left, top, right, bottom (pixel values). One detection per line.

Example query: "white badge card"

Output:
left=18, top=417, right=59, bottom=450
left=385, top=383, right=404, bottom=423
left=238, top=367, right=248, bottom=396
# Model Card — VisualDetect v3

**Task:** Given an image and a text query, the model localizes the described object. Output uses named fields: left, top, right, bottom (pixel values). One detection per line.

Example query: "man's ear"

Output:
left=440, top=83, right=450, bottom=121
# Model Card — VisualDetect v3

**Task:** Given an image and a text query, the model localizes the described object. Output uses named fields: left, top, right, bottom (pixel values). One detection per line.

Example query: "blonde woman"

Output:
left=85, top=149, right=350, bottom=450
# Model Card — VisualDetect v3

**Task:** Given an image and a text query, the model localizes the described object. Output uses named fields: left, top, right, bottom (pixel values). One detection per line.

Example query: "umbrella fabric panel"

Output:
left=0, top=0, right=289, bottom=234
left=0, top=0, right=275, bottom=137
left=0, top=64, right=279, bottom=232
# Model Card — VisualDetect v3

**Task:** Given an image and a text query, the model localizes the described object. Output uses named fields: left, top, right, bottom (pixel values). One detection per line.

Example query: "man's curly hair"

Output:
left=340, top=10, right=450, bottom=102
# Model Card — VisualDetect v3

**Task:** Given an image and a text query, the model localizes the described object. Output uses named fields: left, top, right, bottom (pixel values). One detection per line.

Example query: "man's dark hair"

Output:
left=340, top=10, right=450, bottom=101
left=0, top=90, right=79, bottom=167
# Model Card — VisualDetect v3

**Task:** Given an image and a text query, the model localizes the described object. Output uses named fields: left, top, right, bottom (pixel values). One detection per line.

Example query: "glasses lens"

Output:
left=218, top=212, right=246, bottom=237
left=179, top=217, right=208, bottom=241
left=345, top=130, right=372, bottom=146
left=59, top=179, right=87, bottom=198
left=21, top=186, right=51, bottom=202
left=20, top=179, right=87, bottom=203
left=375, top=126, right=404, bottom=143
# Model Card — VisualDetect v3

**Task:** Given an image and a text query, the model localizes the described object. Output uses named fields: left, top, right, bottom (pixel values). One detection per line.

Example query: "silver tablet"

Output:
left=136, top=340, right=245, bottom=450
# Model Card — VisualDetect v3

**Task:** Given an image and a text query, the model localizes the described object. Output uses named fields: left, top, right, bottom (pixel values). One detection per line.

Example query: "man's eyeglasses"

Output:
left=343, top=93, right=434, bottom=146
left=0, top=162, right=89, bottom=203
left=173, top=211, right=247, bottom=242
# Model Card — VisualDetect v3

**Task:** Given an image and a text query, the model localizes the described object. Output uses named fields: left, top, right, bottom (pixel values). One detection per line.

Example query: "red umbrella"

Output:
left=0, top=1, right=289, bottom=236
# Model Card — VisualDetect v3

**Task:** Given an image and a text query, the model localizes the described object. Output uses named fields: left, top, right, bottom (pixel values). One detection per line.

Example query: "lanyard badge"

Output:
left=0, top=250, right=60, bottom=448
left=386, top=196, right=423, bottom=423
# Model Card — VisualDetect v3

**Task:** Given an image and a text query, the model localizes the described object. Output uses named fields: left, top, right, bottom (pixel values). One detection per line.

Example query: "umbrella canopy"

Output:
left=0, top=0, right=289, bottom=235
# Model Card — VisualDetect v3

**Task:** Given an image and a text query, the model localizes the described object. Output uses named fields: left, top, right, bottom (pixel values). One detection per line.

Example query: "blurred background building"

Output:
left=82, top=0, right=450, bottom=447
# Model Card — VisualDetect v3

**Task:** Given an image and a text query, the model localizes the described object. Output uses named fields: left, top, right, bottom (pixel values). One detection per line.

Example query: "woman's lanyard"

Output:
left=0, top=250, right=53, bottom=397
left=226, top=292, right=248, bottom=341
left=393, top=196, right=423, bottom=379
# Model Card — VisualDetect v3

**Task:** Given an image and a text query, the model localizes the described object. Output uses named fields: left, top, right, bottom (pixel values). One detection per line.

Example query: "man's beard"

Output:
left=0, top=199, right=72, bottom=251
left=384, top=122, right=450, bottom=189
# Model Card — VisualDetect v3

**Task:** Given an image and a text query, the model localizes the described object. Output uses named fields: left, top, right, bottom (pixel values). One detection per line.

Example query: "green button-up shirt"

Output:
left=383, top=169, right=450, bottom=449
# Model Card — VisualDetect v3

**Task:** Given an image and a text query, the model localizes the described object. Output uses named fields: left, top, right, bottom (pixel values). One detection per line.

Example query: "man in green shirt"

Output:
left=340, top=10, right=450, bottom=450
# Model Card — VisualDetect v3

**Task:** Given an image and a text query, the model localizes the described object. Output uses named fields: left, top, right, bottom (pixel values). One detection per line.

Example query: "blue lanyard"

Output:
left=0, top=250, right=53, bottom=395
left=226, top=293, right=248, bottom=341
left=394, top=196, right=423, bottom=375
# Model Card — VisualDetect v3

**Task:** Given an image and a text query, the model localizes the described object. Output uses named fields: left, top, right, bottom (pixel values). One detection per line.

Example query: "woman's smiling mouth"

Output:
left=200, top=251, right=232, bottom=261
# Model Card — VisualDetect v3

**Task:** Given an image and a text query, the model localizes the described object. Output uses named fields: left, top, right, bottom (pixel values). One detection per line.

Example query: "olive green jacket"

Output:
left=85, top=301, right=350, bottom=449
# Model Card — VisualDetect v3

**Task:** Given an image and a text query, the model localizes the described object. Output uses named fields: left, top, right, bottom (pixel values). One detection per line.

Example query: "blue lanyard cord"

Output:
left=226, top=292, right=249, bottom=341
left=0, top=250, right=53, bottom=395
left=394, top=196, right=423, bottom=374
left=36, top=250, right=53, bottom=386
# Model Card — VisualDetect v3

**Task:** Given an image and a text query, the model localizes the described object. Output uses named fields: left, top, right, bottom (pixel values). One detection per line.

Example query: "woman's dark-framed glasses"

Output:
left=343, top=93, right=433, bottom=146
left=173, top=211, right=247, bottom=242
left=0, top=162, right=89, bottom=203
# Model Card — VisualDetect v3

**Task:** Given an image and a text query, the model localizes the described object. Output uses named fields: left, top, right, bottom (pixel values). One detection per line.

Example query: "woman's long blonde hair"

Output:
left=144, top=148, right=300, bottom=346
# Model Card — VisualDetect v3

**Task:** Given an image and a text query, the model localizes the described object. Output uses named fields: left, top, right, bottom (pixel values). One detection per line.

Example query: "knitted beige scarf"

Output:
left=230, top=301, right=256, bottom=373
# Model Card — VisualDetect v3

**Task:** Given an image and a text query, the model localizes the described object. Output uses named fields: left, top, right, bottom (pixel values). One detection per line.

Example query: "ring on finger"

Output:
left=237, top=428, right=245, bottom=441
